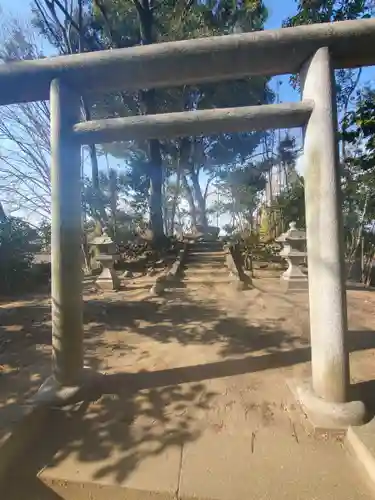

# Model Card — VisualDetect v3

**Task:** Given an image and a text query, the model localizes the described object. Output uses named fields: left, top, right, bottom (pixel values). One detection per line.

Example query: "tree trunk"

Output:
left=81, top=97, right=109, bottom=227
left=0, top=202, right=6, bottom=221
left=162, top=171, right=170, bottom=235
left=190, top=170, right=208, bottom=229
left=148, top=138, right=164, bottom=240
left=108, top=167, right=118, bottom=239
left=169, top=158, right=181, bottom=236
left=82, top=99, right=100, bottom=190
left=347, top=191, right=369, bottom=278
left=182, top=175, right=197, bottom=228
left=137, top=1, right=165, bottom=242
left=364, top=247, right=375, bottom=287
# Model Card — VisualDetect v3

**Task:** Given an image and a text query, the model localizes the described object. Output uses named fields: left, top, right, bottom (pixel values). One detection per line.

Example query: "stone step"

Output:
left=190, top=247, right=224, bottom=254
left=187, top=254, right=225, bottom=261
left=183, top=274, right=230, bottom=282
left=184, top=266, right=227, bottom=274
left=183, top=267, right=227, bottom=275
left=33, top=415, right=373, bottom=500
left=346, top=419, right=375, bottom=488
left=186, top=262, right=225, bottom=269
left=184, top=259, right=225, bottom=266
left=190, top=246, right=224, bottom=253
left=191, top=240, right=222, bottom=245
left=183, top=277, right=232, bottom=285
left=185, top=259, right=225, bottom=269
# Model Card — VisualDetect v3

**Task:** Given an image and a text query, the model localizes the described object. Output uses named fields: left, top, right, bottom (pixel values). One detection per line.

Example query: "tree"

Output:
left=341, top=85, right=375, bottom=278
left=281, top=0, right=375, bottom=259
left=215, top=159, right=267, bottom=231
left=282, top=0, right=373, bottom=121
left=32, top=0, right=273, bottom=239
left=284, top=0, right=373, bottom=25
left=0, top=216, right=38, bottom=293
left=275, top=178, right=306, bottom=229
left=0, top=17, right=51, bottom=219
left=94, top=0, right=272, bottom=235
left=277, top=134, right=299, bottom=188
left=37, top=219, right=51, bottom=249
left=32, top=0, right=104, bottom=220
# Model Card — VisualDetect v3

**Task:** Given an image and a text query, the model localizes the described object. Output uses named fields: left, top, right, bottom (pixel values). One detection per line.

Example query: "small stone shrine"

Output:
left=91, top=231, right=121, bottom=291
left=276, top=221, right=308, bottom=291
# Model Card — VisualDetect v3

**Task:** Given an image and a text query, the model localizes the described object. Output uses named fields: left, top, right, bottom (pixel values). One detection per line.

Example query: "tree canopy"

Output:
left=0, top=0, right=374, bottom=285
left=31, top=0, right=273, bottom=239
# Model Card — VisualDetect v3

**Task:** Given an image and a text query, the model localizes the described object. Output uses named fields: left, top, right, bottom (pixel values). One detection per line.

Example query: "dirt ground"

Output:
left=1, top=277, right=374, bottom=416
left=1, top=276, right=375, bottom=499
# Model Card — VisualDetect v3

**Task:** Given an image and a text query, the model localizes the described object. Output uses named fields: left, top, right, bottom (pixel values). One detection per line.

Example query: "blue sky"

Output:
left=1, top=0, right=375, bottom=225
left=2, top=0, right=374, bottom=102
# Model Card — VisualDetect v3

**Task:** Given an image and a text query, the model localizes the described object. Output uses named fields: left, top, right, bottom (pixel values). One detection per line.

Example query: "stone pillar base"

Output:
left=149, top=276, right=166, bottom=296
left=280, top=276, right=308, bottom=292
left=96, top=267, right=121, bottom=291
left=287, top=378, right=366, bottom=435
left=29, top=367, right=104, bottom=407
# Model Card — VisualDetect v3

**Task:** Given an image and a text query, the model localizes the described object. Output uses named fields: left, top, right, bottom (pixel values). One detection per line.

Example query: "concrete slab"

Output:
left=287, top=378, right=366, bottom=435
left=3, top=257, right=375, bottom=500
left=39, top=425, right=181, bottom=500
left=0, top=404, right=50, bottom=483
left=179, top=429, right=373, bottom=500
left=347, top=419, right=375, bottom=488
left=34, top=370, right=374, bottom=500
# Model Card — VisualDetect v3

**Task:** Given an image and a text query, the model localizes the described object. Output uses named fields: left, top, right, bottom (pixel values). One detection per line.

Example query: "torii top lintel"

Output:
left=0, top=18, right=375, bottom=105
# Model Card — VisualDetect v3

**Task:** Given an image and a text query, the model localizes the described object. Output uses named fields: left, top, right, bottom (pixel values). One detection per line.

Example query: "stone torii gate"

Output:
left=2, top=19, right=375, bottom=428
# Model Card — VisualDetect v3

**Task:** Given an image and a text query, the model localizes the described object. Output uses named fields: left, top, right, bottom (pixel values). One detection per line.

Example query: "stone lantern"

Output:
left=91, top=232, right=121, bottom=291
left=276, top=221, right=308, bottom=291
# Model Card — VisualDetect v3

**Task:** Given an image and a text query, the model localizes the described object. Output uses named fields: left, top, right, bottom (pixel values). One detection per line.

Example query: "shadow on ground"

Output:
left=84, top=292, right=309, bottom=356
left=1, top=287, right=375, bottom=409
left=3, top=375, right=217, bottom=498
left=1, top=286, right=375, bottom=498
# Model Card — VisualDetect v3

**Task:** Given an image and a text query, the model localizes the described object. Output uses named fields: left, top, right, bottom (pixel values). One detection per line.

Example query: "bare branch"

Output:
left=0, top=19, right=51, bottom=218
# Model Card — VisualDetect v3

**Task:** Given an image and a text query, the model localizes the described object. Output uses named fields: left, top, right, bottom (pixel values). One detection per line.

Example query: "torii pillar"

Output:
left=290, top=47, right=365, bottom=429
left=33, top=79, right=99, bottom=405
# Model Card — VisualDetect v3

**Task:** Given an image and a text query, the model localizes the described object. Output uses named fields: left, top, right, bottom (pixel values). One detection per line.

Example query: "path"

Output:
left=1, top=242, right=375, bottom=499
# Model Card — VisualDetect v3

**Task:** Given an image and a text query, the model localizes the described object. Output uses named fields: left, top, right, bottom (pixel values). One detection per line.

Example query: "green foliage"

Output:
left=0, top=217, right=38, bottom=293
left=37, top=219, right=51, bottom=250
left=282, top=0, right=373, bottom=106
left=283, top=0, right=372, bottom=26
left=219, top=163, right=267, bottom=217
left=342, top=86, right=375, bottom=176
left=90, top=0, right=273, bottom=172
left=32, top=0, right=273, bottom=235
left=82, top=164, right=150, bottom=241
left=229, top=228, right=282, bottom=270
left=276, top=179, right=306, bottom=229
left=340, top=84, right=375, bottom=272
left=249, top=241, right=281, bottom=262
left=278, top=134, right=298, bottom=167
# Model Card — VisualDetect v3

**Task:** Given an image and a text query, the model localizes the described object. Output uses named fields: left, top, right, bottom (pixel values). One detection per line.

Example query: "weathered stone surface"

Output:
left=121, top=270, right=133, bottom=278
left=149, top=277, right=165, bottom=296
left=0, top=405, right=50, bottom=484
left=288, top=378, right=366, bottom=433
left=301, top=47, right=350, bottom=405
left=3, top=19, right=375, bottom=106
left=91, top=232, right=121, bottom=292
left=96, top=267, right=121, bottom=291
left=277, top=221, right=308, bottom=292
left=224, top=243, right=251, bottom=290
left=346, top=419, right=375, bottom=488
left=50, top=79, right=83, bottom=386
